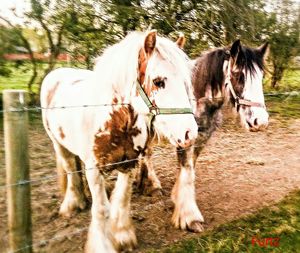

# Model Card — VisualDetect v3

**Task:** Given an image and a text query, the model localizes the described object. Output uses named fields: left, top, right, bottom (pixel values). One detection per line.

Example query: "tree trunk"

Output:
left=271, top=64, right=285, bottom=89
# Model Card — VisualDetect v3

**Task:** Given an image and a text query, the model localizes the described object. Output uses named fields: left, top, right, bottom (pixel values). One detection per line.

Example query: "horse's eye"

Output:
left=153, top=78, right=165, bottom=88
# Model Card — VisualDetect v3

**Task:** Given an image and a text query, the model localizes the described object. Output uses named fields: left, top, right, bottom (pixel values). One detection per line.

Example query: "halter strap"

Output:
left=136, top=80, right=193, bottom=115
left=225, top=58, right=265, bottom=108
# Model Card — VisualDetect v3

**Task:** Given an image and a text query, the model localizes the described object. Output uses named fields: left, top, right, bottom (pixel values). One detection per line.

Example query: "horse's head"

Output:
left=137, top=31, right=198, bottom=148
left=225, top=40, right=269, bottom=131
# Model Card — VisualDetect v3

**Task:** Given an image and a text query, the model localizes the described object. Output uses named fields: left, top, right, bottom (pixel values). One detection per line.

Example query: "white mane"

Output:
left=93, top=31, right=195, bottom=107
left=154, top=36, right=196, bottom=109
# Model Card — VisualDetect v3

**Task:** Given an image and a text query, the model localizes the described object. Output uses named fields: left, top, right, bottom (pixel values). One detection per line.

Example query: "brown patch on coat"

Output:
left=138, top=49, right=163, bottom=97
left=58, top=126, right=65, bottom=139
left=93, top=105, right=143, bottom=173
left=112, top=97, right=118, bottom=104
left=46, top=81, right=60, bottom=107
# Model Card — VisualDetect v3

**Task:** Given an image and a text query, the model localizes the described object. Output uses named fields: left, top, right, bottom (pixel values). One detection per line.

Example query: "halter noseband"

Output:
left=136, top=80, right=193, bottom=128
left=225, top=57, right=265, bottom=108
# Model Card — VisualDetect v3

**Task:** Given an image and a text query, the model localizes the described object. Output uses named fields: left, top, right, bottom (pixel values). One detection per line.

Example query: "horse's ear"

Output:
left=258, top=42, right=269, bottom=57
left=144, top=30, right=157, bottom=57
left=230, top=39, right=241, bottom=58
left=176, top=33, right=186, bottom=49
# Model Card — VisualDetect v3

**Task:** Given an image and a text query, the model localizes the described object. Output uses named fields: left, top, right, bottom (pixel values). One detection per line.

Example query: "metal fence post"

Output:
left=3, top=90, right=32, bottom=253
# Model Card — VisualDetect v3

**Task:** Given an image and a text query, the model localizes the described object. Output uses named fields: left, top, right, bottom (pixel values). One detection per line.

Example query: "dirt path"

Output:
left=0, top=115, right=299, bottom=252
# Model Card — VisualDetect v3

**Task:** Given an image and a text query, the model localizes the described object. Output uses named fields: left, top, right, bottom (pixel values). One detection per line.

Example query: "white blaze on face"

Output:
left=241, top=64, right=269, bottom=130
left=145, top=52, right=198, bottom=148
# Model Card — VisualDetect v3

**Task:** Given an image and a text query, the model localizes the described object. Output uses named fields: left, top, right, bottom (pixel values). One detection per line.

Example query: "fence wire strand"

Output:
left=0, top=91, right=299, bottom=114
left=0, top=103, right=130, bottom=114
left=0, top=158, right=140, bottom=190
left=0, top=141, right=204, bottom=190
left=0, top=89, right=299, bottom=189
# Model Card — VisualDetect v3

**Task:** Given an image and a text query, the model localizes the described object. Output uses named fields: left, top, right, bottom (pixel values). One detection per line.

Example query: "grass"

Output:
left=0, top=63, right=299, bottom=94
left=264, top=68, right=300, bottom=93
left=151, top=190, right=300, bottom=253
left=0, top=61, right=72, bottom=94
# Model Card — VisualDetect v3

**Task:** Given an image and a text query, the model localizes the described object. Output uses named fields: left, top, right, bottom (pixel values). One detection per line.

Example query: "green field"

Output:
left=0, top=61, right=71, bottom=94
left=264, top=68, right=300, bottom=93
left=0, top=62, right=299, bottom=94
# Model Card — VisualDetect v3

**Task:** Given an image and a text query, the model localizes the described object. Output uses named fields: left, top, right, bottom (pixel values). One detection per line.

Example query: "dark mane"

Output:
left=235, top=46, right=265, bottom=76
left=192, top=45, right=265, bottom=100
left=192, top=49, right=228, bottom=100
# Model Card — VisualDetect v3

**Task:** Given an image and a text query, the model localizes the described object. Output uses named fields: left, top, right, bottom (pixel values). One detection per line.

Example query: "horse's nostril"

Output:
left=185, top=130, right=190, bottom=141
left=254, top=118, right=258, bottom=126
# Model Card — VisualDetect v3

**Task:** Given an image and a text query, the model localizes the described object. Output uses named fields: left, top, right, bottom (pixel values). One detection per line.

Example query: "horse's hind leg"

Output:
left=54, top=144, right=87, bottom=217
left=171, top=146, right=204, bottom=232
left=110, top=171, right=137, bottom=251
left=136, top=147, right=162, bottom=196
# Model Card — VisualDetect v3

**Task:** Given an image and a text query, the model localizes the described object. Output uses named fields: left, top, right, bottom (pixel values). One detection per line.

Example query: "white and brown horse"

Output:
left=138, top=39, right=270, bottom=232
left=41, top=31, right=198, bottom=252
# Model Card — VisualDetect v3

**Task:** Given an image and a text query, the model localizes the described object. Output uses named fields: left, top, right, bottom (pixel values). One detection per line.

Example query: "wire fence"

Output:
left=0, top=103, right=130, bottom=114
left=0, top=89, right=299, bottom=253
left=0, top=142, right=206, bottom=191
left=0, top=90, right=299, bottom=114
left=0, top=158, right=141, bottom=190
left=0, top=109, right=209, bottom=252
left=0, top=89, right=299, bottom=191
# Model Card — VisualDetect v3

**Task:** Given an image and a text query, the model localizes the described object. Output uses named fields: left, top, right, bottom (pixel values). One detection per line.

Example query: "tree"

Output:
left=26, top=0, right=71, bottom=95
left=266, top=0, right=300, bottom=88
left=0, top=17, right=38, bottom=102
left=0, top=25, right=15, bottom=77
left=64, top=0, right=116, bottom=69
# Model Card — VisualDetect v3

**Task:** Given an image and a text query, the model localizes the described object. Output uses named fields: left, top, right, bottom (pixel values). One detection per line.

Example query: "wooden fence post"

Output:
left=3, top=90, right=32, bottom=253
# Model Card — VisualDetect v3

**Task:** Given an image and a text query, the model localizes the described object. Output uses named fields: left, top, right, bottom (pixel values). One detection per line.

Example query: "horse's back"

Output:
left=40, top=68, right=93, bottom=108
left=40, top=67, right=106, bottom=158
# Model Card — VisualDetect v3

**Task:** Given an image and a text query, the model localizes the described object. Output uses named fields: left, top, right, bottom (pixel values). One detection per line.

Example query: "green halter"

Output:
left=136, top=80, right=194, bottom=128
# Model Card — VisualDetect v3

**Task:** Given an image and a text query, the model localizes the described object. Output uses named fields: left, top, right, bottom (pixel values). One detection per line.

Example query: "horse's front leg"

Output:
left=136, top=147, right=162, bottom=196
left=171, top=146, right=204, bottom=232
left=84, top=160, right=116, bottom=253
left=110, top=171, right=137, bottom=251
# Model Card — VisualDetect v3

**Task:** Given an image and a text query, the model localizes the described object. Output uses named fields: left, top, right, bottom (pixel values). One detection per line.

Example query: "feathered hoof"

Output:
left=146, top=187, right=164, bottom=197
left=59, top=195, right=87, bottom=217
left=112, top=227, right=137, bottom=252
left=172, top=206, right=204, bottom=233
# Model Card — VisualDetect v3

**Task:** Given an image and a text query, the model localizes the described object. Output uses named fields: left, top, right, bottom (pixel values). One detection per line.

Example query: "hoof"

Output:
left=146, top=187, right=164, bottom=197
left=59, top=196, right=87, bottom=217
left=172, top=205, right=204, bottom=233
left=112, top=227, right=137, bottom=252
left=187, top=220, right=204, bottom=233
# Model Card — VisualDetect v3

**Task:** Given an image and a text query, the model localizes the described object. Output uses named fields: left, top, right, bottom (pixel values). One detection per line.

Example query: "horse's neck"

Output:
left=194, top=78, right=225, bottom=134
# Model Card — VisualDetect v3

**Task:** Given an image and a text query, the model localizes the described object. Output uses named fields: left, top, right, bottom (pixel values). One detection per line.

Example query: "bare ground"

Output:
left=0, top=113, right=299, bottom=252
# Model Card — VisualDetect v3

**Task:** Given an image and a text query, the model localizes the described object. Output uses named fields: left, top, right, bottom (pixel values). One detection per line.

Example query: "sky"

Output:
left=0, top=0, right=30, bottom=24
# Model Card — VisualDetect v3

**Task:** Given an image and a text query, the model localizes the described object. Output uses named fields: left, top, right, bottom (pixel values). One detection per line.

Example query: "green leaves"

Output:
left=1, top=0, right=299, bottom=88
